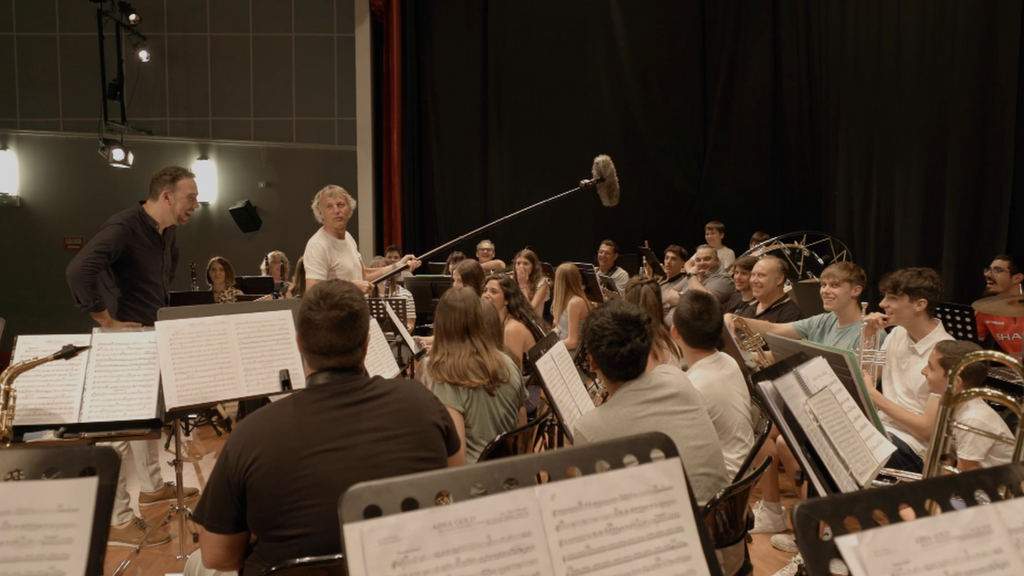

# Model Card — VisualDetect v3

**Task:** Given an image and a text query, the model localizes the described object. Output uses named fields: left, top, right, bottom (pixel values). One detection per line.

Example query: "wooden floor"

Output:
left=101, top=421, right=801, bottom=576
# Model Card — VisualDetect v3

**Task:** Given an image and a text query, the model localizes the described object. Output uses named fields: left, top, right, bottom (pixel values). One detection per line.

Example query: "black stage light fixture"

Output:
left=118, top=1, right=141, bottom=25
left=98, top=137, right=134, bottom=169
left=135, top=43, right=151, bottom=63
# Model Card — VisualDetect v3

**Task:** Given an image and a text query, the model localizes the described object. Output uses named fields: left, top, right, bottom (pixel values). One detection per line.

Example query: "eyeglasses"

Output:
left=984, top=267, right=1010, bottom=275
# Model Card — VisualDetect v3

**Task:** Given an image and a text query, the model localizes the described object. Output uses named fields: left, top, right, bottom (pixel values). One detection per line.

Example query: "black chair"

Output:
left=477, top=409, right=554, bottom=461
left=259, top=554, right=346, bottom=576
left=702, top=455, right=775, bottom=576
left=732, top=395, right=774, bottom=483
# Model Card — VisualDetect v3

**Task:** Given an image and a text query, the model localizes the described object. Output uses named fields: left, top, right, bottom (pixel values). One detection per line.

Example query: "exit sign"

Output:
left=64, top=236, right=84, bottom=251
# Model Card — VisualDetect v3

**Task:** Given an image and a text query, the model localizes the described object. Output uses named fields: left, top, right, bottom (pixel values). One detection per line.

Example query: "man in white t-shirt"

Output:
left=302, top=185, right=420, bottom=293
left=924, top=340, right=1013, bottom=470
left=672, top=290, right=754, bottom=479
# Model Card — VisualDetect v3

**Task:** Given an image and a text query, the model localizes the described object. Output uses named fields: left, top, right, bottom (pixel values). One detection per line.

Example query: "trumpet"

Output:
left=733, top=317, right=772, bottom=371
left=1, top=344, right=91, bottom=447
left=923, top=349, right=1024, bottom=478
left=857, top=302, right=886, bottom=383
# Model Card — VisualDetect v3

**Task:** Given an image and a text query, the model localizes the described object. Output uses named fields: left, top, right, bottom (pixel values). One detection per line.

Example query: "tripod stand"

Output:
left=113, top=418, right=198, bottom=575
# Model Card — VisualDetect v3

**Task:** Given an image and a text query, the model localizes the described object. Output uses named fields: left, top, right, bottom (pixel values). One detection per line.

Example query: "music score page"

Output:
left=533, top=340, right=594, bottom=436
left=10, top=334, right=91, bottom=425
left=344, top=458, right=711, bottom=576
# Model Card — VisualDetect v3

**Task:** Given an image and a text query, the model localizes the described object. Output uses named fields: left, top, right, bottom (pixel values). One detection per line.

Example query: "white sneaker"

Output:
left=771, top=533, right=800, bottom=553
left=772, top=553, right=804, bottom=576
left=829, top=558, right=850, bottom=575
left=750, top=500, right=788, bottom=533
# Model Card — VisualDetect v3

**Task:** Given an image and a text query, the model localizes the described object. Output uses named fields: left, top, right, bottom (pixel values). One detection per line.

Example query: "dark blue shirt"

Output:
left=66, top=203, right=178, bottom=326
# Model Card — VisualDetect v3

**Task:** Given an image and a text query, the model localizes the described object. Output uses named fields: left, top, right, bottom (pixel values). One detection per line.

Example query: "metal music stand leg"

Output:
left=111, top=420, right=197, bottom=575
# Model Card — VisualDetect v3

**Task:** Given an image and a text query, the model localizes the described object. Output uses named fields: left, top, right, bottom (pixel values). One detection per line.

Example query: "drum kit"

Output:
left=972, top=292, right=1024, bottom=386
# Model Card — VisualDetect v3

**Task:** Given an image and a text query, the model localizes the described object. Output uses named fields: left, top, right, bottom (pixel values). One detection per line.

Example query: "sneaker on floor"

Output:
left=108, top=516, right=170, bottom=548
left=829, top=558, right=850, bottom=575
left=750, top=500, right=788, bottom=534
left=772, top=553, right=804, bottom=576
left=138, top=481, right=200, bottom=506
left=771, top=533, right=800, bottom=553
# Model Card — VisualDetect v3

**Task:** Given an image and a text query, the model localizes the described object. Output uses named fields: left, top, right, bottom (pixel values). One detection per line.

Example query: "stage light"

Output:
left=193, top=156, right=218, bottom=204
left=0, top=147, right=19, bottom=195
left=136, top=44, right=151, bottom=63
left=118, top=1, right=141, bottom=25
left=99, top=138, right=134, bottom=169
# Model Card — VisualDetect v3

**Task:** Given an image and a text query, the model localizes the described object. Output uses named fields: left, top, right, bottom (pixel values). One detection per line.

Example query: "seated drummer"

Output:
left=187, top=281, right=462, bottom=576
left=732, top=255, right=802, bottom=323
left=863, top=268, right=954, bottom=472
left=976, top=254, right=1023, bottom=359
left=572, top=299, right=729, bottom=506
left=476, top=239, right=507, bottom=272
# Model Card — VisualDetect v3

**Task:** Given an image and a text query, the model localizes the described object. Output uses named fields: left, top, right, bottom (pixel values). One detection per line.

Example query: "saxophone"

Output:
left=0, top=344, right=91, bottom=447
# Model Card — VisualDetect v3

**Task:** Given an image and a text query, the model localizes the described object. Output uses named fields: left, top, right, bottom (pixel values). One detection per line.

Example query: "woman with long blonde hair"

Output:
left=551, top=263, right=592, bottom=352
left=624, top=275, right=684, bottom=370
left=429, top=287, right=526, bottom=463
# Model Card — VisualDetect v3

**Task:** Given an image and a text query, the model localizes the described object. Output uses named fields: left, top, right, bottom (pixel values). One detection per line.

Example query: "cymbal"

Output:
left=972, top=294, right=1024, bottom=317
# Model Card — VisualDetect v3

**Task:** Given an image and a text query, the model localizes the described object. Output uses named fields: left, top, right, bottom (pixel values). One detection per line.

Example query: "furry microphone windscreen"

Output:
left=591, top=154, right=620, bottom=207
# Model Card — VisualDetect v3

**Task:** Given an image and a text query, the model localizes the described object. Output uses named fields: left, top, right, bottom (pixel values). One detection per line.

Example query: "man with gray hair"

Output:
left=302, top=185, right=420, bottom=293
left=476, top=239, right=507, bottom=272
left=662, top=244, right=736, bottom=325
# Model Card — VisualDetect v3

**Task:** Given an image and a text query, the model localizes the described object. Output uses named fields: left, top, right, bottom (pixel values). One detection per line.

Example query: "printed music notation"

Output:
left=0, top=476, right=98, bottom=576
left=364, top=319, right=400, bottom=379
left=344, top=458, right=712, bottom=576
left=156, top=310, right=305, bottom=410
left=10, top=334, right=91, bottom=425
left=533, top=341, right=594, bottom=435
left=81, top=331, right=161, bottom=422
left=834, top=500, right=1024, bottom=576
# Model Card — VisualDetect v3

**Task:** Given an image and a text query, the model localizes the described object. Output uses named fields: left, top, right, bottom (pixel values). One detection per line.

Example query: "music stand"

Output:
left=234, top=275, right=274, bottom=296
left=525, top=333, right=582, bottom=447
left=168, top=291, right=215, bottom=307
left=367, top=297, right=407, bottom=334
left=637, top=245, right=667, bottom=277
left=0, top=445, right=119, bottom=576
left=792, top=462, right=1024, bottom=576
left=573, top=263, right=605, bottom=303
left=749, top=352, right=836, bottom=497
left=339, top=432, right=722, bottom=576
left=403, top=275, right=453, bottom=326
left=935, top=301, right=983, bottom=342
left=426, top=261, right=447, bottom=274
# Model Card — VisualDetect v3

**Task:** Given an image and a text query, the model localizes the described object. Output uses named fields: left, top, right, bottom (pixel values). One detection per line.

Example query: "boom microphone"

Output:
left=373, top=154, right=622, bottom=285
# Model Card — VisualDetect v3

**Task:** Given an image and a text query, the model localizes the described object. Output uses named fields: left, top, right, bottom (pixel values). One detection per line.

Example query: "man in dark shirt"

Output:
left=732, top=255, right=803, bottom=323
left=65, top=166, right=201, bottom=547
left=188, top=280, right=462, bottom=576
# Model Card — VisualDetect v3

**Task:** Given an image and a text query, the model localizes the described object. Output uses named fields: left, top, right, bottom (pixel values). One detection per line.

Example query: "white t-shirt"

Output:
left=716, top=247, right=736, bottom=270
left=879, top=321, right=954, bottom=456
left=953, top=399, right=1014, bottom=468
left=302, top=227, right=363, bottom=283
left=685, top=351, right=755, bottom=478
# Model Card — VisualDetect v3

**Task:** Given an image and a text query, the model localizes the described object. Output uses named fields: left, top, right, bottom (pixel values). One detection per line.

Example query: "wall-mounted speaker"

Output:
left=229, top=199, right=262, bottom=233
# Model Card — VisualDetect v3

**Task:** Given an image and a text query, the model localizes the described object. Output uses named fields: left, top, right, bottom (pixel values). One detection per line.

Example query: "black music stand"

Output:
left=573, top=263, right=605, bottom=303
left=935, top=301, right=983, bottom=342
left=234, top=275, right=275, bottom=296
left=637, top=246, right=667, bottom=277
left=339, top=432, right=722, bottom=576
left=792, top=463, right=1024, bottom=576
left=524, top=332, right=577, bottom=448
left=749, top=353, right=836, bottom=497
left=426, top=261, right=447, bottom=274
left=0, top=445, right=120, bottom=576
left=367, top=297, right=407, bottom=334
left=169, top=291, right=215, bottom=307
left=404, top=275, right=453, bottom=328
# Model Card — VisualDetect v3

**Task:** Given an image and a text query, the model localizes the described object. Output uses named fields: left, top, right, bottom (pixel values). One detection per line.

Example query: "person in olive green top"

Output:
left=429, top=287, right=527, bottom=463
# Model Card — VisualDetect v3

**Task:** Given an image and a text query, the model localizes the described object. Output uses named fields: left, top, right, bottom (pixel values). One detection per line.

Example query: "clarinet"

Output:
left=190, top=261, right=198, bottom=291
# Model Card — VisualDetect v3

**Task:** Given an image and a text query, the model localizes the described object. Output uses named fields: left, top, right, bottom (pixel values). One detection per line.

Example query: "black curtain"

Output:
left=401, top=0, right=1023, bottom=305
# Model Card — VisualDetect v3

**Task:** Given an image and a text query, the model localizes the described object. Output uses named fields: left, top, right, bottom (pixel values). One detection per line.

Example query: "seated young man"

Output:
left=672, top=290, right=754, bottom=479
left=863, top=268, right=954, bottom=472
left=187, top=281, right=462, bottom=576
left=572, top=299, right=729, bottom=506
left=976, top=254, right=1023, bottom=359
left=723, top=255, right=758, bottom=314
left=924, top=340, right=1013, bottom=470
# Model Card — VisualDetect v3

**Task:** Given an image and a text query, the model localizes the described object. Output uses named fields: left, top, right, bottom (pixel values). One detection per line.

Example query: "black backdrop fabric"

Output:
left=399, top=0, right=1023, bottom=305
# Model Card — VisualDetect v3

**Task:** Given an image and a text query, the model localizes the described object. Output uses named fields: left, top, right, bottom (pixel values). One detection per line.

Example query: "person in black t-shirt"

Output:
left=187, top=280, right=462, bottom=576
left=732, top=255, right=803, bottom=323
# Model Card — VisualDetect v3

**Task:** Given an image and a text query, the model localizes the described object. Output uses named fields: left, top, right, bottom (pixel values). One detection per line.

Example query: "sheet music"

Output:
left=347, top=487, right=554, bottom=576
left=385, top=301, right=420, bottom=355
left=80, top=329, right=160, bottom=422
left=364, top=320, right=400, bottom=379
left=10, top=334, right=91, bottom=425
left=534, top=341, right=593, bottom=434
left=834, top=503, right=1024, bottom=576
left=156, top=316, right=239, bottom=409
left=796, top=357, right=896, bottom=468
left=993, top=497, right=1024, bottom=555
left=231, top=311, right=306, bottom=395
left=771, top=371, right=859, bottom=492
left=344, top=458, right=711, bottom=576
left=540, top=457, right=712, bottom=576
left=805, top=389, right=877, bottom=486
left=0, top=476, right=98, bottom=576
